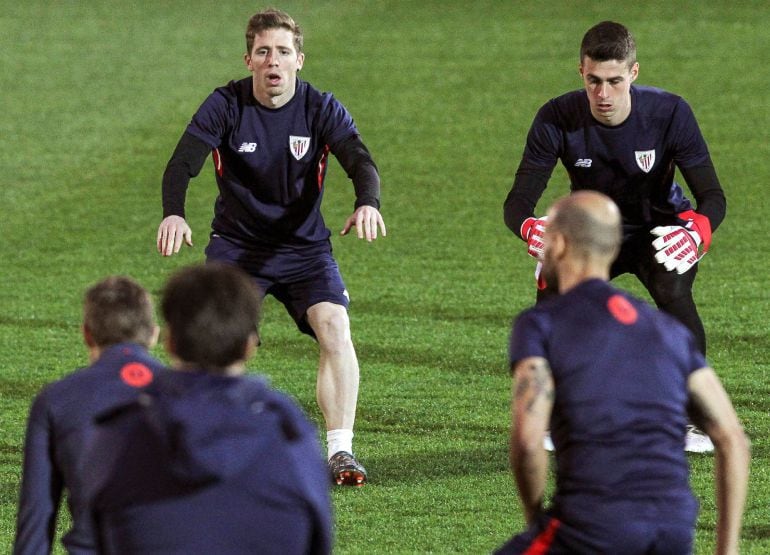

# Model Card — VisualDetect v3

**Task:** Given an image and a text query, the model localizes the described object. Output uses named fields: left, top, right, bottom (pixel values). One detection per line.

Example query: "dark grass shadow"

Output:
left=361, top=445, right=510, bottom=487
left=0, top=377, right=50, bottom=403
left=352, top=341, right=510, bottom=377
left=0, top=315, right=74, bottom=330
left=352, top=296, right=516, bottom=329
left=741, top=524, right=770, bottom=541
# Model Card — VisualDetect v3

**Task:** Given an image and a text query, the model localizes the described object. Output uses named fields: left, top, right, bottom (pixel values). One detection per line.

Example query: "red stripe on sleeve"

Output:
left=317, top=145, right=330, bottom=190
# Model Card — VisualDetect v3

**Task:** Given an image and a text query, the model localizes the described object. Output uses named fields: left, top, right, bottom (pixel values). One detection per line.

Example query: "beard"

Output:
left=541, top=259, right=559, bottom=293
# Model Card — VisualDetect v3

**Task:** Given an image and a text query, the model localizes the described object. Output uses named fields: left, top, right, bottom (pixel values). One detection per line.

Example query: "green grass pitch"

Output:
left=2, top=1, right=769, bottom=553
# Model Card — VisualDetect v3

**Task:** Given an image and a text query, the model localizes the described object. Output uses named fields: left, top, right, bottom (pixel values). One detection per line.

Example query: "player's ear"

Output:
left=244, top=52, right=253, bottom=70
left=243, top=332, right=259, bottom=361
left=148, top=325, right=160, bottom=349
left=629, top=61, right=639, bottom=82
left=83, top=324, right=96, bottom=348
left=296, top=51, right=305, bottom=71
left=551, top=231, right=567, bottom=259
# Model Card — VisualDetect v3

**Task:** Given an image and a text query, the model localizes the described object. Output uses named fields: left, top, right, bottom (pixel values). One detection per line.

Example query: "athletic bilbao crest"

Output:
left=635, top=149, right=655, bottom=173
left=289, top=135, right=310, bottom=160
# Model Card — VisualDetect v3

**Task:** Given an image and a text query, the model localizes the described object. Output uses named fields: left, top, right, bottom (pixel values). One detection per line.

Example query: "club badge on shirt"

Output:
left=635, top=150, right=655, bottom=173
left=290, top=136, right=310, bottom=160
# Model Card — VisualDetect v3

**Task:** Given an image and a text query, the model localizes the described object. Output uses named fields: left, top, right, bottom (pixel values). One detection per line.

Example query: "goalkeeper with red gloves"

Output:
left=504, top=21, right=725, bottom=357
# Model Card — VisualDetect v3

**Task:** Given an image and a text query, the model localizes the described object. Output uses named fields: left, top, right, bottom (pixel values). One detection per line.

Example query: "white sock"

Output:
left=327, top=429, right=354, bottom=460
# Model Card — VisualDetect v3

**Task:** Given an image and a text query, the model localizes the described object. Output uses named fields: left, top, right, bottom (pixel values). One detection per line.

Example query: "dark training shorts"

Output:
left=205, top=234, right=350, bottom=337
left=495, top=497, right=696, bottom=555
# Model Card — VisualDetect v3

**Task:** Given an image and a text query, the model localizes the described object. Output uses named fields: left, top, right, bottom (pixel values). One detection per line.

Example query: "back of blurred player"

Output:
left=14, top=276, right=163, bottom=554
left=496, top=192, right=749, bottom=554
left=85, top=264, right=333, bottom=554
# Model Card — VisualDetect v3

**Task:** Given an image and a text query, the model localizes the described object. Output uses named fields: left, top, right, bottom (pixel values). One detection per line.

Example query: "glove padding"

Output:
left=650, top=225, right=702, bottom=274
left=521, top=216, right=548, bottom=259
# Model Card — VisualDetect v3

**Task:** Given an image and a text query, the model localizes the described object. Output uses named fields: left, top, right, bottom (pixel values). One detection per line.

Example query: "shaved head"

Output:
left=542, top=191, right=622, bottom=291
left=549, top=191, right=621, bottom=259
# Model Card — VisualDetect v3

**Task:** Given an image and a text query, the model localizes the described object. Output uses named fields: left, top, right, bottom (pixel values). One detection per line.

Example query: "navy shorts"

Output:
left=495, top=499, right=695, bottom=554
left=205, top=234, right=349, bottom=337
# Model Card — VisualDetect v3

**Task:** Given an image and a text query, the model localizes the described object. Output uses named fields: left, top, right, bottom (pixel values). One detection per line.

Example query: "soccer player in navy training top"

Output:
left=156, top=8, right=385, bottom=485
left=496, top=191, right=749, bottom=555
left=14, top=276, right=163, bottom=555
left=86, top=263, right=332, bottom=554
left=503, top=21, right=726, bottom=452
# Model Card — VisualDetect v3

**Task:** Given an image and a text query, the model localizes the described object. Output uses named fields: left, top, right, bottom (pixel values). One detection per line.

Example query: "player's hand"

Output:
left=340, top=205, right=386, bottom=242
left=520, top=216, right=548, bottom=259
left=157, top=215, right=193, bottom=256
left=650, top=225, right=702, bottom=274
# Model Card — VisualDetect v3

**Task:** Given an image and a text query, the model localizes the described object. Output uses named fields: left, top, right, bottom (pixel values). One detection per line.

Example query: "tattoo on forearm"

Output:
left=516, top=359, right=554, bottom=412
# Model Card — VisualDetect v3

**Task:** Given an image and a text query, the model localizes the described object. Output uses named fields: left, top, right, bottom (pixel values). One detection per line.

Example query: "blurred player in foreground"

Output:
left=503, top=20, right=726, bottom=452
left=86, top=263, right=332, bottom=553
left=14, top=276, right=163, bottom=554
left=156, top=7, right=384, bottom=485
left=496, top=191, right=749, bottom=554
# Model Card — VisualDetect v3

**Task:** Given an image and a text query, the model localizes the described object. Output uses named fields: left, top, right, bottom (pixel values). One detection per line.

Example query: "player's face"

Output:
left=579, top=57, right=638, bottom=126
left=245, top=28, right=304, bottom=108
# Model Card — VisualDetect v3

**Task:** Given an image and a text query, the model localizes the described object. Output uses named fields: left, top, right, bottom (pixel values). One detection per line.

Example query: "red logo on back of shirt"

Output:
left=120, top=363, right=154, bottom=388
left=607, top=294, right=638, bottom=325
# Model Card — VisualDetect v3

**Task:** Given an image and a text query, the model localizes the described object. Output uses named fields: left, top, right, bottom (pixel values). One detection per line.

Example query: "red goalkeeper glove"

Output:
left=520, top=216, right=548, bottom=259
left=650, top=210, right=712, bottom=274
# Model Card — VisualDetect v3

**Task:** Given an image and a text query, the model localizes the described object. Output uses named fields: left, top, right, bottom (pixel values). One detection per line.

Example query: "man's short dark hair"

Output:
left=245, top=8, right=303, bottom=54
left=84, top=276, right=155, bottom=348
left=580, top=21, right=637, bottom=67
left=161, top=263, right=260, bottom=370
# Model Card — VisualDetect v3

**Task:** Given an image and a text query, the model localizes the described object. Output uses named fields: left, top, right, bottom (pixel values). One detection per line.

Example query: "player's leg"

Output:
left=306, top=301, right=359, bottom=432
left=611, top=230, right=706, bottom=354
left=276, top=254, right=367, bottom=486
left=306, top=302, right=366, bottom=486
left=617, top=232, right=713, bottom=453
left=634, top=237, right=706, bottom=355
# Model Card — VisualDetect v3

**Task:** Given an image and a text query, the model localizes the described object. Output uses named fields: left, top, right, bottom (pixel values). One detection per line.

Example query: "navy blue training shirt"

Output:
left=185, top=77, right=359, bottom=248
left=505, top=85, right=726, bottom=236
left=523, top=86, right=711, bottom=223
left=509, top=279, right=706, bottom=513
left=86, top=371, right=332, bottom=554
left=14, top=344, right=164, bottom=555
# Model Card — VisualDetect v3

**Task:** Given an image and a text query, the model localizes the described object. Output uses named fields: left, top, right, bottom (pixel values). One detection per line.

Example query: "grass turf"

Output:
left=2, top=1, right=769, bottom=552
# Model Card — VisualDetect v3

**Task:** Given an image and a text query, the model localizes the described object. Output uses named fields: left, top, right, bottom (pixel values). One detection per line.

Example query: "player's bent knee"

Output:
left=307, top=303, right=351, bottom=347
left=647, top=268, right=697, bottom=307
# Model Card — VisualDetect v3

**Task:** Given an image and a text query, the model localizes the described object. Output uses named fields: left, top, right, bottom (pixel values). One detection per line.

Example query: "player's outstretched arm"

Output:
left=340, top=205, right=386, bottom=242
left=157, top=215, right=193, bottom=256
left=687, top=367, right=750, bottom=555
left=510, top=356, right=554, bottom=525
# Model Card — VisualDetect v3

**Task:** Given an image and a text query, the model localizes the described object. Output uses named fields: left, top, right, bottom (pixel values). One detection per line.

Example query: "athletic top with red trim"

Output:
left=504, top=85, right=726, bottom=239
left=14, top=343, right=165, bottom=555
left=182, top=77, right=370, bottom=249
left=509, top=279, right=705, bottom=514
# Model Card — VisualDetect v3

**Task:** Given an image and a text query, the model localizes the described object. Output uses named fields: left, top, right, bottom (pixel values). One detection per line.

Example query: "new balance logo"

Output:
left=574, top=158, right=592, bottom=168
left=238, top=142, right=257, bottom=153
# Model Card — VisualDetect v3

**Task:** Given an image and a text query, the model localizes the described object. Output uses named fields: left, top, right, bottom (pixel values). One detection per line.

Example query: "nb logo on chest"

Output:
left=238, top=142, right=257, bottom=153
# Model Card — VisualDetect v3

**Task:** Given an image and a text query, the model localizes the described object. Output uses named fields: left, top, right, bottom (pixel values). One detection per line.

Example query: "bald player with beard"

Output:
left=496, top=192, right=749, bottom=554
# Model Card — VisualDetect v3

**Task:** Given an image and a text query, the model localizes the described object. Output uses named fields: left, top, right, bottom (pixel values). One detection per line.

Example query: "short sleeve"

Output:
left=519, top=102, right=563, bottom=171
left=317, top=94, right=358, bottom=149
left=185, top=88, right=232, bottom=149
left=669, top=98, right=711, bottom=169
left=508, top=309, right=549, bottom=367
